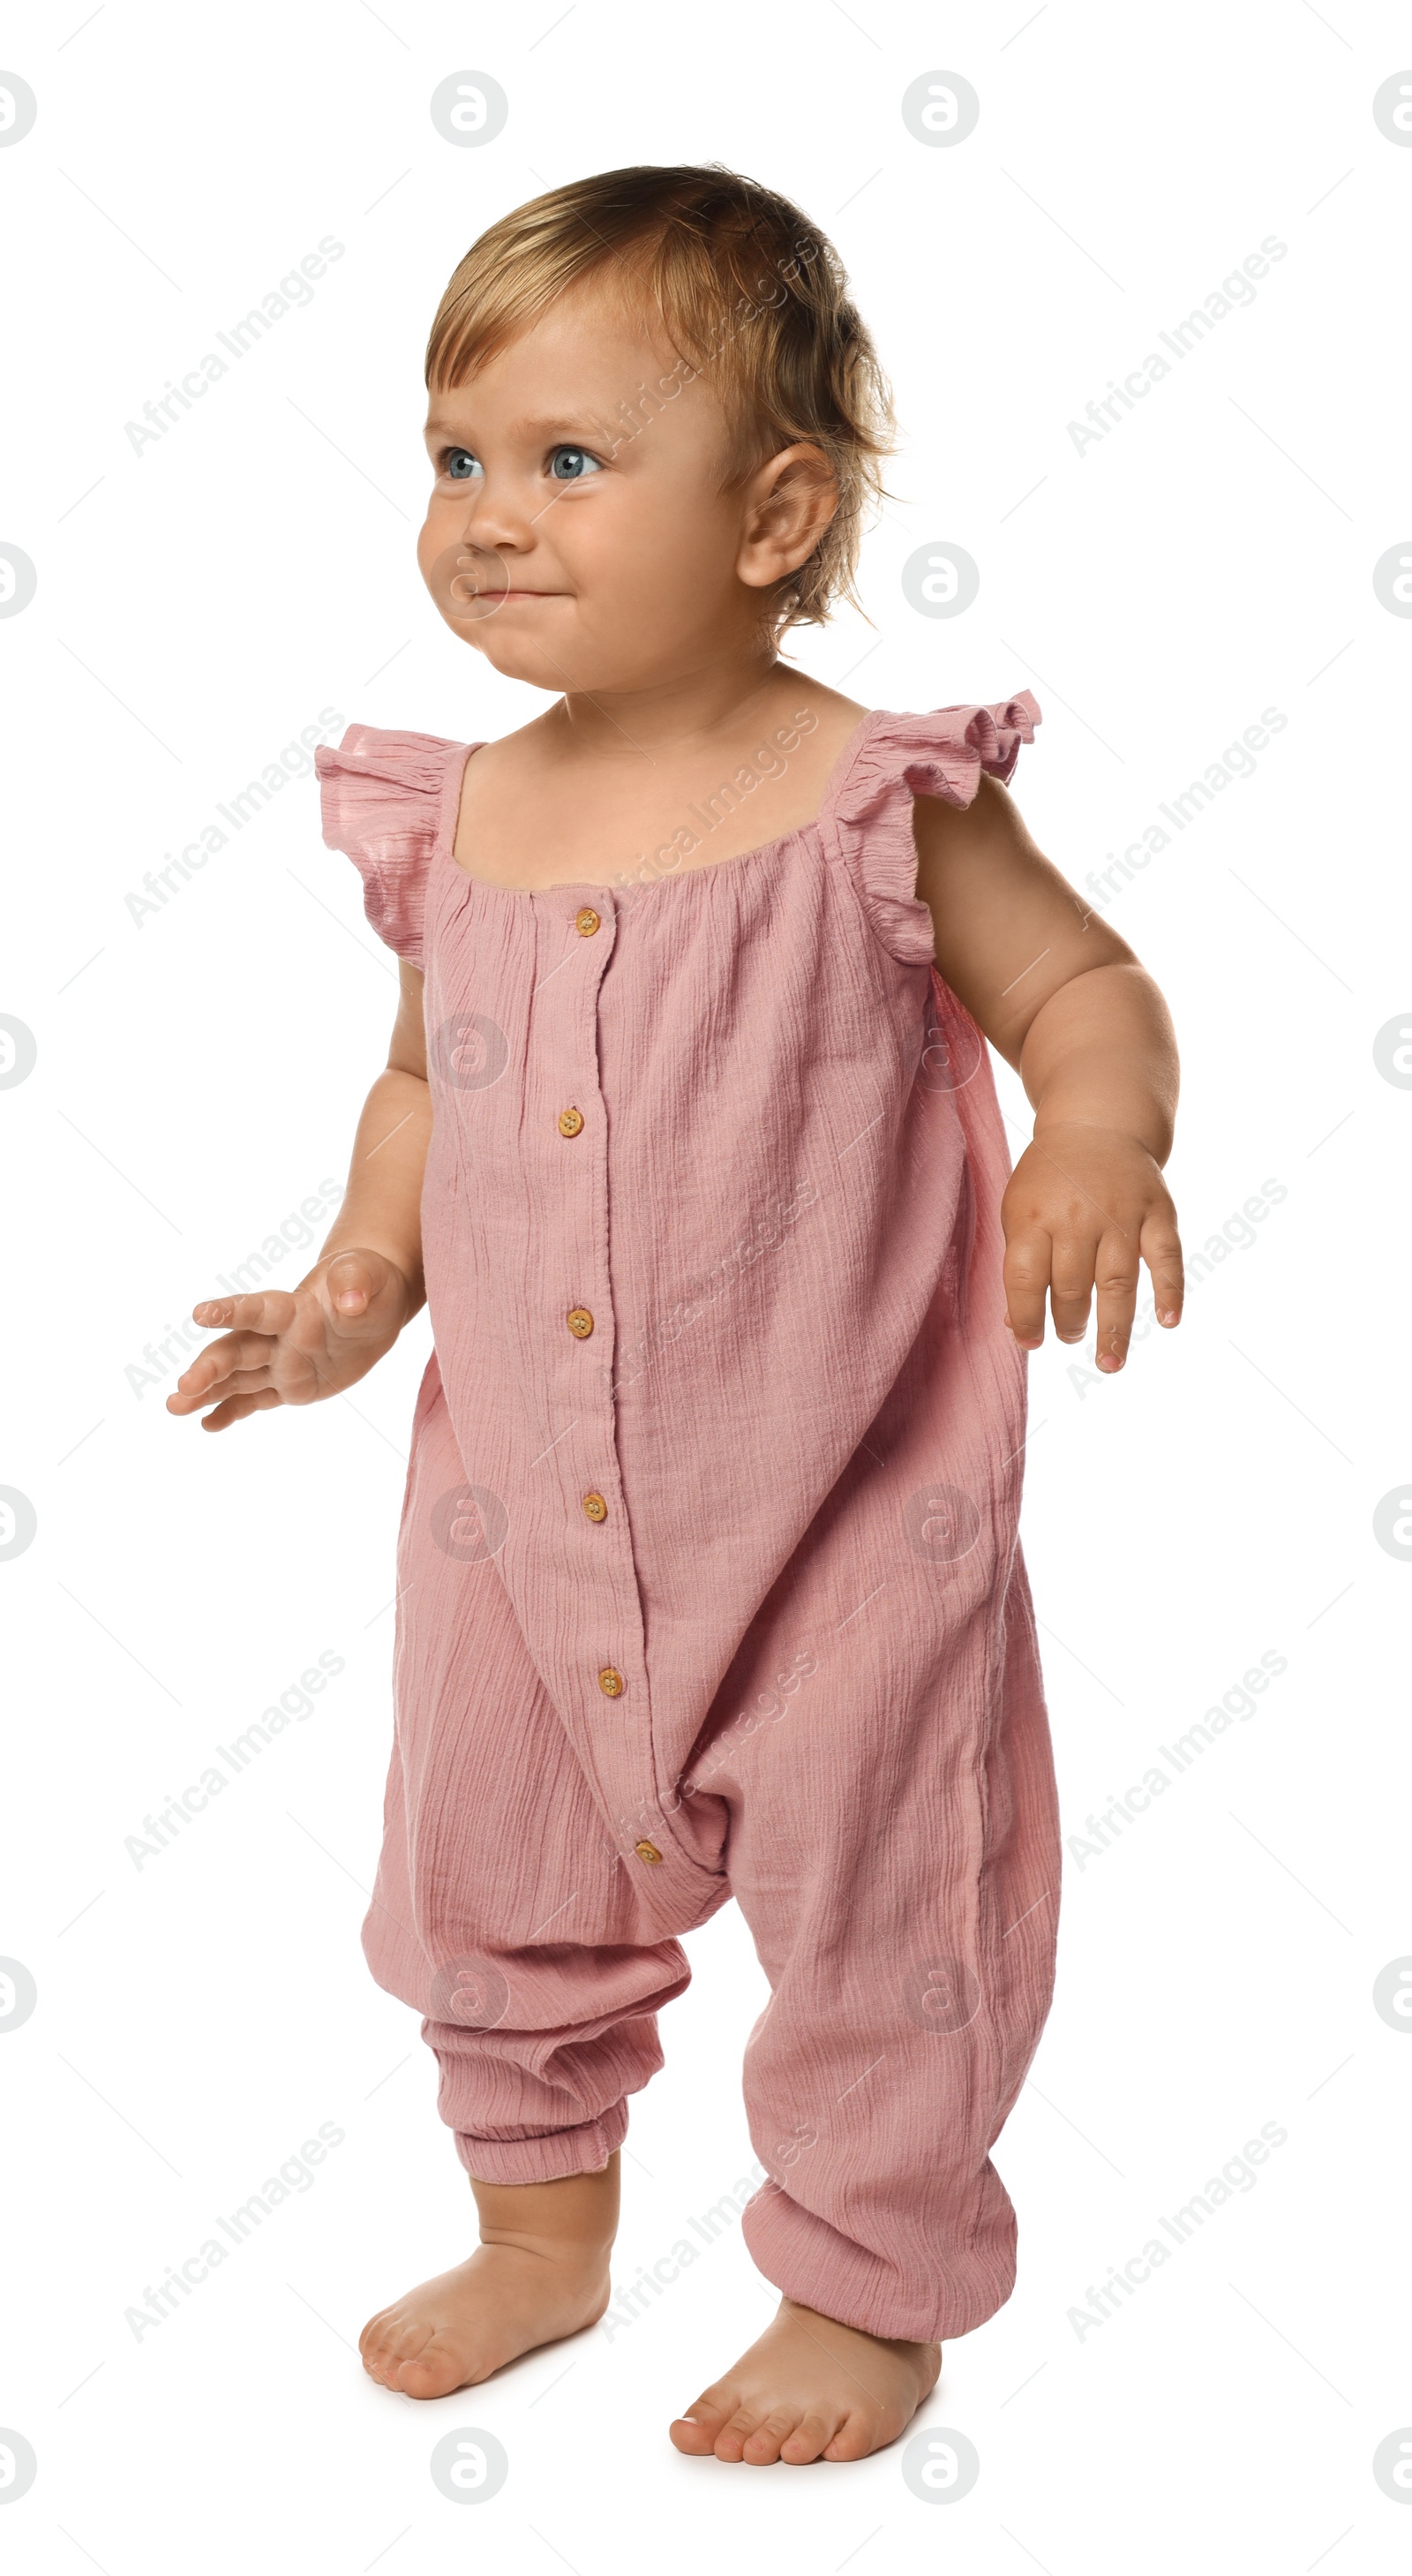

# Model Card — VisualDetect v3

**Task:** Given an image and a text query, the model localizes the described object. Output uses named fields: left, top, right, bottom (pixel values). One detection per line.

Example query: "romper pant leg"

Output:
left=363, top=1360, right=705, bottom=2182
left=698, top=1540, right=1061, bottom=2346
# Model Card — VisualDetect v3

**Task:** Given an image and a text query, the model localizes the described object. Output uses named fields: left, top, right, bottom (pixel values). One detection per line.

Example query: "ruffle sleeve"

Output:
left=314, top=723, right=467, bottom=970
left=830, top=692, right=1041, bottom=965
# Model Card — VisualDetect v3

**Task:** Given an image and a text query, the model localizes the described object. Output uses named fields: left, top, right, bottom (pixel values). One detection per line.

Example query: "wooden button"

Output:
left=582, top=1491, right=607, bottom=1523
left=575, top=906, right=601, bottom=937
left=634, top=1840, right=663, bottom=1864
left=566, top=1307, right=594, bottom=1338
left=558, top=1106, right=584, bottom=1138
left=597, top=1666, right=625, bottom=1697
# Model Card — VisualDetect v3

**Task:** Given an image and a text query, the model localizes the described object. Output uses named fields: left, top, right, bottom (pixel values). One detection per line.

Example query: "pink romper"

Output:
left=315, top=694, right=1061, bottom=2345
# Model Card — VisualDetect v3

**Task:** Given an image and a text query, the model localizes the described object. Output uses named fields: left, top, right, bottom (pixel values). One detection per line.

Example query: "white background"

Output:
left=2, top=1, right=1408, bottom=2566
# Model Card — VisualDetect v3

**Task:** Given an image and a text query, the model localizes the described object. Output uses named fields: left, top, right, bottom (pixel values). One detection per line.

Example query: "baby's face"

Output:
left=418, top=280, right=785, bottom=692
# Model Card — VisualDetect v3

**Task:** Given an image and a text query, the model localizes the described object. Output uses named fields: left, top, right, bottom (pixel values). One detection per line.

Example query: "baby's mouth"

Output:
left=427, top=546, right=556, bottom=623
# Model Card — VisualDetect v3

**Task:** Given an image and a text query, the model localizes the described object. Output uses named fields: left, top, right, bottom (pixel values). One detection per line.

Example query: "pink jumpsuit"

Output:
left=315, top=695, right=1062, bottom=2344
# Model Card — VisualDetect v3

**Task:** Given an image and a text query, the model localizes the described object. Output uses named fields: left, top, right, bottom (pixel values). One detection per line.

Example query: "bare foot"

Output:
left=360, top=2153, right=619, bottom=2400
left=670, top=2296, right=941, bottom=2465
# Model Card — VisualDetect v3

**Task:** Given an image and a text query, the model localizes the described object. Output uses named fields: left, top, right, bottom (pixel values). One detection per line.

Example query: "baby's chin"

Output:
left=460, top=621, right=644, bottom=695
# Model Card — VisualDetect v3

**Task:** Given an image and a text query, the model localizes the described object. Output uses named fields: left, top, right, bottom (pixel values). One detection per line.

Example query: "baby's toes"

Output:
left=359, top=2312, right=401, bottom=2382
left=822, top=2409, right=877, bottom=2463
left=779, top=2411, right=839, bottom=2466
left=711, top=2402, right=767, bottom=2463
left=391, top=2331, right=468, bottom=2399
left=669, top=2391, right=734, bottom=2456
left=740, top=2407, right=806, bottom=2466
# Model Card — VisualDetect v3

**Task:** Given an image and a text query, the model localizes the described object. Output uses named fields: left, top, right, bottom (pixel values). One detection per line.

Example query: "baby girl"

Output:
left=169, top=164, right=1183, bottom=2466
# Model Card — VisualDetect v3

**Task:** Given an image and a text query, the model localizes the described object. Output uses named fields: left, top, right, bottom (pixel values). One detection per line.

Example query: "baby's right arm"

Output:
left=167, top=963, right=432, bottom=1434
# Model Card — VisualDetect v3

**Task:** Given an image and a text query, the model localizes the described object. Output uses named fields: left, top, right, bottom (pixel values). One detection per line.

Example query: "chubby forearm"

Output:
left=1018, top=961, right=1178, bottom=1164
left=319, top=1066, right=432, bottom=1309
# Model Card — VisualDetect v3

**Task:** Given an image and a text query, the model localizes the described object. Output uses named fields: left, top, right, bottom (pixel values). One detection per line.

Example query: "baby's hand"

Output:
left=166, top=1249, right=417, bottom=1432
left=1000, top=1124, right=1183, bottom=1373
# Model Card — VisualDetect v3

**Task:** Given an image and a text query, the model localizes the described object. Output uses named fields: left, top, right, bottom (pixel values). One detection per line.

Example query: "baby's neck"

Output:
left=547, top=648, right=792, bottom=765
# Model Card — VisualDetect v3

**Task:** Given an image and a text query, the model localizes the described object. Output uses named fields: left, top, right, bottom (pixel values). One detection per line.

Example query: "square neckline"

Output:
left=435, top=706, right=884, bottom=901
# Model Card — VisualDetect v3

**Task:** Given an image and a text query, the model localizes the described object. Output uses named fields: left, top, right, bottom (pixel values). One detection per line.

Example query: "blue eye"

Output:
left=444, top=448, right=481, bottom=480
left=549, top=446, right=601, bottom=481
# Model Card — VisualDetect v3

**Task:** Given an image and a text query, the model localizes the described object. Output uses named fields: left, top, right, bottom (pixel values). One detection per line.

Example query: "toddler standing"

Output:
left=171, top=165, right=1183, bottom=2466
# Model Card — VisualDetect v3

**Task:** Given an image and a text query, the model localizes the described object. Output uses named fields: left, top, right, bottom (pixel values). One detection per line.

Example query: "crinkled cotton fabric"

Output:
left=315, top=696, right=1062, bottom=2341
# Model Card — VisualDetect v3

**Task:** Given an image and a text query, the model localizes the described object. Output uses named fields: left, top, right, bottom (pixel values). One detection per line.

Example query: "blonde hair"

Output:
left=426, top=163, right=895, bottom=634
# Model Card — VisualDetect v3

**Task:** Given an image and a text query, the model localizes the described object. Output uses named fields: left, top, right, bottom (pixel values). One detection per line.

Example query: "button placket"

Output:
left=530, top=890, right=665, bottom=1864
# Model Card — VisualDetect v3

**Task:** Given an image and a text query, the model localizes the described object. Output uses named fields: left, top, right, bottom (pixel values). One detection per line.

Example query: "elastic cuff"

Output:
left=740, top=2177, right=1016, bottom=2344
left=453, top=2094, right=629, bottom=2186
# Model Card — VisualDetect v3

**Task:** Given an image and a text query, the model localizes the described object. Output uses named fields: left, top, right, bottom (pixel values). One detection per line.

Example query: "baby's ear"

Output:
left=739, top=444, right=838, bottom=590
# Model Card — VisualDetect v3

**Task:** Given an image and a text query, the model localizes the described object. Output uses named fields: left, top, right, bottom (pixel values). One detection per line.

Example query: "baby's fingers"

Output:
left=190, top=1289, right=298, bottom=1337
left=1141, top=1209, right=1185, bottom=1329
left=1003, top=1228, right=1054, bottom=1350
left=1093, top=1232, right=1141, bottom=1373
left=321, top=1250, right=387, bottom=1324
left=168, top=1328, right=280, bottom=1413
left=194, top=1386, right=283, bottom=1436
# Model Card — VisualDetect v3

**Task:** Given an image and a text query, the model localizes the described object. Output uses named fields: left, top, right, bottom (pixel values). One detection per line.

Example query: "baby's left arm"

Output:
left=913, top=777, right=1183, bottom=1373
